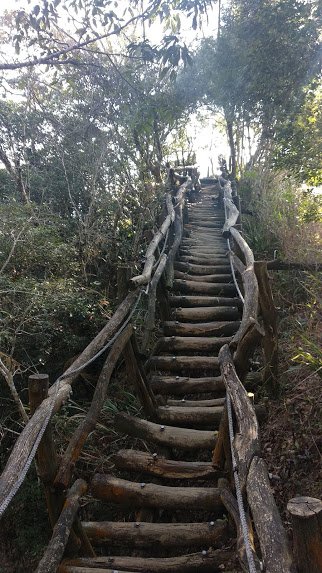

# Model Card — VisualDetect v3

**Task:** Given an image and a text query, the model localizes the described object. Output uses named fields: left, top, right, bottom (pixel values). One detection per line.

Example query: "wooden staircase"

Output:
left=59, top=184, right=247, bottom=572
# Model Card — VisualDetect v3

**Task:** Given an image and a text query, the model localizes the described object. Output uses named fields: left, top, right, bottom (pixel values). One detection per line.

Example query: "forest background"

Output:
left=0, top=0, right=321, bottom=570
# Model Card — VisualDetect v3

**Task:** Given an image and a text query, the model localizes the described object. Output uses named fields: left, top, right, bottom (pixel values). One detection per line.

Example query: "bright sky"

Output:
left=0, top=0, right=229, bottom=175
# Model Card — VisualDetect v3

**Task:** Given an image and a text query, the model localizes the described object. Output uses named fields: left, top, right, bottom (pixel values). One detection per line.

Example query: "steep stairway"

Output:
left=59, top=183, right=246, bottom=573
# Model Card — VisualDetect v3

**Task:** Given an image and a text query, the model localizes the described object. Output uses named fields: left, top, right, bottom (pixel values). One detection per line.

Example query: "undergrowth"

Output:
left=240, top=167, right=322, bottom=263
left=240, top=166, right=322, bottom=519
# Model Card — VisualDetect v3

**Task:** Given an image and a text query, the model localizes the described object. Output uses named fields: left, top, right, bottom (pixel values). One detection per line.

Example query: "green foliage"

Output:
left=273, top=79, right=322, bottom=185
left=4, top=0, right=215, bottom=71
left=0, top=467, right=50, bottom=571
left=292, top=275, right=322, bottom=377
left=240, top=167, right=322, bottom=262
left=194, top=0, right=321, bottom=183
left=0, top=203, right=79, bottom=278
left=0, top=275, right=107, bottom=371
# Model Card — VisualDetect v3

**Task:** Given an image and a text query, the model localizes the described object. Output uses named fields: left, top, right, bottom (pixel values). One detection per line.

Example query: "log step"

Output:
left=82, top=519, right=228, bottom=548
left=174, top=306, right=239, bottom=322
left=115, top=412, right=217, bottom=450
left=157, top=405, right=223, bottom=428
left=155, top=336, right=231, bottom=354
left=174, top=271, right=233, bottom=283
left=150, top=372, right=261, bottom=395
left=169, top=295, right=241, bottom=308
left=59, top=548, right=233, bottom=573
left=167, top=398, right=225, bottom=407
left=179, top=256, right=228, bottom=265
left=163, top=320, right=240, bottom=337
left=91, top=475, right=223, bottom=512
left=158, top=404, right=266, bottom=427
left=173, top=280, right=236, bottom=296
left=146, top=355, right=220, bottom=372
left=174, top=262, right=231, bottom=274
left=112, top=449, right=219, bottom=479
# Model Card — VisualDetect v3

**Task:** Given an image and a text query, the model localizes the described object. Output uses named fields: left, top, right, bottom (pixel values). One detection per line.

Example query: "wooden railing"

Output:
left=0, top=168, right=320, bottom=573
left=0, top=166, right=200, bottom=570
left=215, top=176, right=294, bottom=573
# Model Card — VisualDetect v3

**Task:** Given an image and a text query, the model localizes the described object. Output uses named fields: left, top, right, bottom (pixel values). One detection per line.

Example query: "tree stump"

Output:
left=287, top=497, right=322, bottom=573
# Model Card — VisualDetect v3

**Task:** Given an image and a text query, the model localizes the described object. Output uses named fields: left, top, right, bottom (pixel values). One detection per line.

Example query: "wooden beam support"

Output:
left=35, top=479, right=87, bottom=573
left=123, top=336, right=157, bottom=420
left=254, top=261, right=278, bottom=395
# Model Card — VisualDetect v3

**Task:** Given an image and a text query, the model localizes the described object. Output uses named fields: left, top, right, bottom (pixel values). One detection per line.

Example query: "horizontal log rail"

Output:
left=219, top=177, right=295, bottom=572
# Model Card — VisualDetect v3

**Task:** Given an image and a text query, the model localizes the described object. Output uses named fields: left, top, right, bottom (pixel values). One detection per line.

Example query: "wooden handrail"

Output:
left=218, top=345, right=293, bottom=573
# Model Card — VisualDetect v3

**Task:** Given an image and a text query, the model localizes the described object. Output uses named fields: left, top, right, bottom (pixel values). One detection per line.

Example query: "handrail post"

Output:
left=28, top=374, right=64, bottom=527
left=287, top=497, right=322, bottom=573
left=28, top=374, right=94, bottom=557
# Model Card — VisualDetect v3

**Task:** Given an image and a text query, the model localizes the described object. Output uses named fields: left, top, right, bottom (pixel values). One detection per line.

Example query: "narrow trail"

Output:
left=59, top=183, right=248, bottom=572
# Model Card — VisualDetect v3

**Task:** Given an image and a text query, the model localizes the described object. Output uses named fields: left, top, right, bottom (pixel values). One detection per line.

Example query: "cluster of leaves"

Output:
left=191, top=0, right=321, bottom=182
left=3, top=0, right=216, bottom=71
left=0, top=11, right=197, bottom=387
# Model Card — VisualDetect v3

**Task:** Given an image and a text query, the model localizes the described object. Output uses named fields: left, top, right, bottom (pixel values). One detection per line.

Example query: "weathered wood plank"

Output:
left=82, top=520, right=228, bottom=548
left=155, top=336, right=232, bottom=354
left=112, top=449, right=218, bottom=479
left=91, top=475, right=223, bottom=512
left=146, top=355, right=220, bottom=372
left=59, top=548, right=235, bottom=573
left=114, top=412, right=217, bottom=450
left=35, top=480, right=87, bottom=573
left=174, top=306, right=239, bottom=322
left=163, top=320, right=240, bottom=337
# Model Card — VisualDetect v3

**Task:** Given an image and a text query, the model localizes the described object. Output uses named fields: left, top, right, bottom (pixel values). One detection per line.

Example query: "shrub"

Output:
left=239, top=167, right=322, bottom=263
